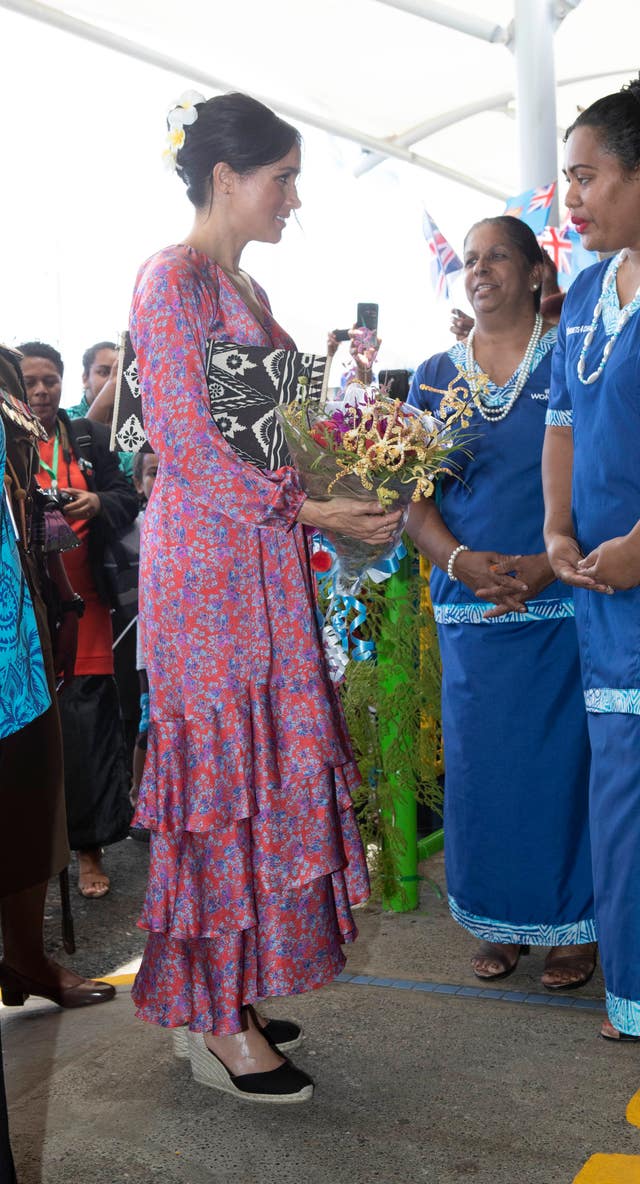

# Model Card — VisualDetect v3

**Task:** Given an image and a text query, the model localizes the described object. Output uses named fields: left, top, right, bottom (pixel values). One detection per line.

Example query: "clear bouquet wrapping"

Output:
left=277, top=387, right=469, bottom=595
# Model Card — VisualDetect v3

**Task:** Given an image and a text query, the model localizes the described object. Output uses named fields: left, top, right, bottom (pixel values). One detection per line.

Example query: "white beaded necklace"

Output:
left=464, top=312, right=543, bottom=422
left=577, top=251, right=640, bottom=385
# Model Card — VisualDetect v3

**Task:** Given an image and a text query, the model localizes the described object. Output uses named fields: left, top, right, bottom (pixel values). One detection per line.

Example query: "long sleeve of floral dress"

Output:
left=130, top=247, right=305, bottom=527
left=129, top=246, right=369, bottom=1035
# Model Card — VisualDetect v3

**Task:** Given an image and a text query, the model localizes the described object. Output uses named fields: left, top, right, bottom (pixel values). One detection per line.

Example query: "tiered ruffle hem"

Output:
left=131, top=683, right=369, bottom=1034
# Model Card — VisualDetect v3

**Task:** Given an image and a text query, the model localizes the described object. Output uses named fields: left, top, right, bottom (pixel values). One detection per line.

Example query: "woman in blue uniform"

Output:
left=408, top=216, right=596, bottom=987
left=543, top=76, right=640, bottom=1040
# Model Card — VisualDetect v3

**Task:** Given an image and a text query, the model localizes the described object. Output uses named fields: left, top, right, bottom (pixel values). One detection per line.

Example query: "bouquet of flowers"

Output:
left=277, top=385, right=469, bottom=595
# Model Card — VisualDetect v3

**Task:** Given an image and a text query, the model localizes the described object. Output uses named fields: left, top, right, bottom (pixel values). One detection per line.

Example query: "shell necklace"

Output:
left=465, top=312, right=543, bottom=422
left=577, top=250, right=640, bottom=385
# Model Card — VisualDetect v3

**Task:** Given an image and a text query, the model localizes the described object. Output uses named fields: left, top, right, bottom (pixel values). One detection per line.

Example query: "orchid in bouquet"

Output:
left=277, top=384, right=470, bottom=596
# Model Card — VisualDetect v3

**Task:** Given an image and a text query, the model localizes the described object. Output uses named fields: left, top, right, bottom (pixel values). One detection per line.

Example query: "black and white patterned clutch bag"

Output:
left=111, top=331, right=328, bottom=471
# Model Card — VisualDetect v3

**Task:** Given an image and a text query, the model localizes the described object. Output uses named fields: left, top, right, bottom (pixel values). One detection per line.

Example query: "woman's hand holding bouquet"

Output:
left=298, top=496, right=403, bottom=547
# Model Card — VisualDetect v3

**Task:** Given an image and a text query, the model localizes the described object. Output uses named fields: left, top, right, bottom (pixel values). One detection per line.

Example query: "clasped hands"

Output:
left=454, top=550, right=555, bottom=619
left=547, top=532, right=640, bottom=593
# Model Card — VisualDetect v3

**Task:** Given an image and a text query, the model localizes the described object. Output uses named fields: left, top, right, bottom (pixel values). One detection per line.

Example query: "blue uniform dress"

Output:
left=548, top=256, right=640, bottom=1033
left=408, top=332, right=595, bottom=946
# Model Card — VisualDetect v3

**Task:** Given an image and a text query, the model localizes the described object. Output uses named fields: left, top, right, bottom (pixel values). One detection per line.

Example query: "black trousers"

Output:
left=0, top=1028, right=17, bottom=1184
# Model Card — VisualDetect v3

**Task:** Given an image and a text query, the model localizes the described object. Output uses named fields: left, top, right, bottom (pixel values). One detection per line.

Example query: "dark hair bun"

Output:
left=623, top=73, right=640, bottom=108
left=566, top=75, right=640, bottom=172
left=174, top=91, right=301, bottom=208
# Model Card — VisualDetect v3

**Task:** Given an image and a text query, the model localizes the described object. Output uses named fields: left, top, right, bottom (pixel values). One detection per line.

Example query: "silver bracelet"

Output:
left=447, top=543, right=469, bottom=582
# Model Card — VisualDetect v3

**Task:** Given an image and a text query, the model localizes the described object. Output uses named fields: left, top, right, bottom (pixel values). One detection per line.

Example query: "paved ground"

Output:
left=2, top=838, right=639, bottom=1184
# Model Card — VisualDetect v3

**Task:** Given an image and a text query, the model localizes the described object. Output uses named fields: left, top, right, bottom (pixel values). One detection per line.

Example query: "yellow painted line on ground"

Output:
left=573, top=1154, right=640, bottom=1182
left=626, top=1090, right=640, bottom=1130
left=103, top=970, right=640, bottom=1178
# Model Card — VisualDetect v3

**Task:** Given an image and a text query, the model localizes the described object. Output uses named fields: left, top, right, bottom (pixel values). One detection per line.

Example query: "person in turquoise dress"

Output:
left=0, top=387, right=51, bottom=1184
left=543, top=76, right=640, bottom=1040
left=0, top=419, right=51, bottom=739
left=407, top=216, right=596, bottom=987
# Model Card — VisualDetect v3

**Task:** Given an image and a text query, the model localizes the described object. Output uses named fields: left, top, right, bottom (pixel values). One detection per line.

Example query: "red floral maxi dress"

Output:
left=129, top=245, right=369, bottom=1034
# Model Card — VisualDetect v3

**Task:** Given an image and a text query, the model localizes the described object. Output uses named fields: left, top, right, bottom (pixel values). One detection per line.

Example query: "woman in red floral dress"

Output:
left=129, top=91, right=402, bottom=1103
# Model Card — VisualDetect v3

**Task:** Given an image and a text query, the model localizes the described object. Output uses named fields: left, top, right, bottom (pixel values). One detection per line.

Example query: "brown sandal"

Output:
left=541, top=943, right=597, bottom=991
left=78, top=872, right=110, bottom=899
left=77, top=850, right=110, bottom=899
left=471, top=942, right=530, bottom=981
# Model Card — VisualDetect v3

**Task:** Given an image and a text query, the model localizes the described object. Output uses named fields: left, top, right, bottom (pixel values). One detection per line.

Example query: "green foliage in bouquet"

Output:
left=321, top=539, right=444, bottom=904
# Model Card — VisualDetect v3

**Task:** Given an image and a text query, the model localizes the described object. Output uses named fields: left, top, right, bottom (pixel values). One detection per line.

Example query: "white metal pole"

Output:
left=513, top=0, right=560, bottom=222
left=355, top=93, right=513, bottom=177
left=372, top=0, right=509, bottom=43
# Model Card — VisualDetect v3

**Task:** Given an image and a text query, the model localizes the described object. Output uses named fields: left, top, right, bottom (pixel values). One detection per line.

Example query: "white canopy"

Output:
left=0, top=0, right=636, bottom=371
left=3, top=0, right=636, bottom=195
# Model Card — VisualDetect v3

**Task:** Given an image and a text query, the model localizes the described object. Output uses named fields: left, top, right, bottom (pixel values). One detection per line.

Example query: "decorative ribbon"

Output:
left=328, top=589, right=376, bottom=662
left=310, top=533, right=407, bottom=672
left=366, top=540, right=407, bottom=583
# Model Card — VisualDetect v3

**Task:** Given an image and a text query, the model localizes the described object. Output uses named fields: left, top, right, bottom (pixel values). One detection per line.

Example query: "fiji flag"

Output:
left=539, top=215, right=598, bottom=291
left=504, top=182, right=556, bottom=236
left=423, top=209, right=462, bottom=300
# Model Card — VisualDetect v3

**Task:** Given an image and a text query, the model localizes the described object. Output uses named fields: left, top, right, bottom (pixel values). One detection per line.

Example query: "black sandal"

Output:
left=600, top=1019, right=640, bottom=1043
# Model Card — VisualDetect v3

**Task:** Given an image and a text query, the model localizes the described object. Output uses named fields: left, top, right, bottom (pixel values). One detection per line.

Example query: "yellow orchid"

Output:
left=280, top=390, right=469, bottom=510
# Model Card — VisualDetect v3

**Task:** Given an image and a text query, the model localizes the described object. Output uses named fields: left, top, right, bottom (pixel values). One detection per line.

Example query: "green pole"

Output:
left=378, top=552, right=419, bottom=912
left=417, top=828, right=444, bottom=862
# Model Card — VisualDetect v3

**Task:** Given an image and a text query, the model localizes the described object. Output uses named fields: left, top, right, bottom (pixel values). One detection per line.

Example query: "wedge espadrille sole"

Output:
left=172, top=1027, right=190, bottom=1059
left=188, top=1034, right=313, bottom=1104
left=172, top=1019, right=304, bottom=1059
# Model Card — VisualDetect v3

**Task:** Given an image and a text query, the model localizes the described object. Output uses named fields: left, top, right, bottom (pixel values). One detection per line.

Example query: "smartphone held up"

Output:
left=332, top=303, right=379, bottom=347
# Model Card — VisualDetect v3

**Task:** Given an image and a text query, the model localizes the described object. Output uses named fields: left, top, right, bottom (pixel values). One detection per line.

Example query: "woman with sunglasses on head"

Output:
left=543, top=75, right=640, bottom=1042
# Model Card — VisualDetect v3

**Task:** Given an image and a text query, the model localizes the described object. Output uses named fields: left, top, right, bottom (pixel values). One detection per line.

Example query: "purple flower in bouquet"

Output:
left=277, top=387, right=469, bottom=594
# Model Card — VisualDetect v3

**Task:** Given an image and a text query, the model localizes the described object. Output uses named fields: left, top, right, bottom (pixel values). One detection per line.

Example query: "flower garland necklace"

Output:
left=464, top=312, right=543, bottom=422
left=577, top=250, right=640, bottom=385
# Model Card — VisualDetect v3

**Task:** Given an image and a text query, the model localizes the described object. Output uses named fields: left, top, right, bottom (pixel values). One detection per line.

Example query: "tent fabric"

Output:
left=2, top=0, right=637, bottom=196
left=0, top=0, right=637, bottom=371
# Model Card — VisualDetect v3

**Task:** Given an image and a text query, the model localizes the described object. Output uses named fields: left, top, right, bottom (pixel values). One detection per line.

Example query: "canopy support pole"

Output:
left=513, top=0, right=561, bottom=222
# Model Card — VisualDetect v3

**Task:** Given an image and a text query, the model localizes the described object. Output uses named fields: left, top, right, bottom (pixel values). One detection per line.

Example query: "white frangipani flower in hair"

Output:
left=163, top=90, right=205, bottom=170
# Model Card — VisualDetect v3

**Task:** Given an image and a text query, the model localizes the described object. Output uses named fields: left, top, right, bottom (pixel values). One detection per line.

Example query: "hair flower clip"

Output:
left=163, top=89, right=206, bottom=171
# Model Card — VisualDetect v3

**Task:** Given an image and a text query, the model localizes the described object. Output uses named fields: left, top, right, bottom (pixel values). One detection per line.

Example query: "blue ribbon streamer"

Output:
left=311, top=531, right=406, bottom=665
left=366, top=539, right=407, bottom=581
left=328, top=591, right=375, bottom=661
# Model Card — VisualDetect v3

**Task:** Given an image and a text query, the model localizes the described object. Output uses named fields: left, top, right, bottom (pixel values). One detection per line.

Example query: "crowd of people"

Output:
left=2, top=67, right=640, bottom=1173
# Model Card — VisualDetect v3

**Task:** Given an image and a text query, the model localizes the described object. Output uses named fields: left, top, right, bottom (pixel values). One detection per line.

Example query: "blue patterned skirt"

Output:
left=438, top=616, right=595, bottom=945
